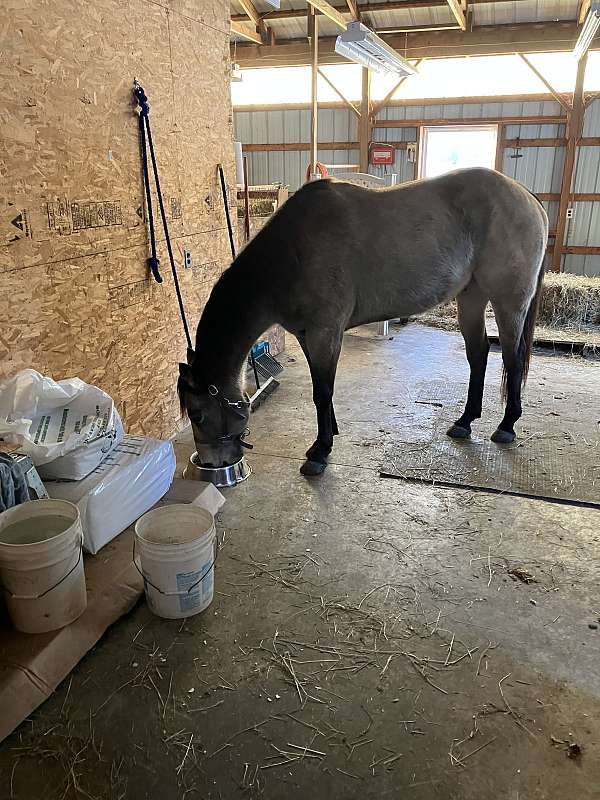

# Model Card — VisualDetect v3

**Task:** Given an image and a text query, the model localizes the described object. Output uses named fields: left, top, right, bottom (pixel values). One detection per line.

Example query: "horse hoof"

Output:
left=491, top=428, right=515, bottom=444
left=300, top=459, right=327, bottom=476
left=446, top=424, right=471, bottom=439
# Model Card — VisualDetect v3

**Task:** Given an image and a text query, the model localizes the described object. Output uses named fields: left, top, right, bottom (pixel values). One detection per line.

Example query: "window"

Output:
left=419, top=125, right=498, bottom=179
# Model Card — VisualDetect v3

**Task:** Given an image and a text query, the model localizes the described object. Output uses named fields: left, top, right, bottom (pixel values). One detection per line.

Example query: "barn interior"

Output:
left=1, top=1, right=599, bottom=798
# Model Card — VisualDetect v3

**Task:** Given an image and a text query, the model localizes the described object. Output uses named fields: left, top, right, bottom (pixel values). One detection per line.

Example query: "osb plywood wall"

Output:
left=0, top=0, right=236, bottom=439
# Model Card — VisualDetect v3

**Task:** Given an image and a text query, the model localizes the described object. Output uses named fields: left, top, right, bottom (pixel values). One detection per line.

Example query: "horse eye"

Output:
left=190, top=412, right=204, bottom=424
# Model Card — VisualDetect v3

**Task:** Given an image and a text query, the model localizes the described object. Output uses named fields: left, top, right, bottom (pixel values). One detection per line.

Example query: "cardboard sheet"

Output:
left=0, top=529, right=142, bottom=743
left=0, top=478, right=224, bottom=743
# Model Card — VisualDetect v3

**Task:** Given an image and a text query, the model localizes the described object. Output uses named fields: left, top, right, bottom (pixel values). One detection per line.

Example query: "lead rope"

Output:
left=217, top=163, right=261, bottom=393
left=134, top=80, right=192, bottom=353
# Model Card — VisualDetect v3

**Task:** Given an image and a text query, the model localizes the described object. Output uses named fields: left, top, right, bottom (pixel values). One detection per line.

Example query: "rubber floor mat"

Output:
left=382, top=380, right=600, bottom=507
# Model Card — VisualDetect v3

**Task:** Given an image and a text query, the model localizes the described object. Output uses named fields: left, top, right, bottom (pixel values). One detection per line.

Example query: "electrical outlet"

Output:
left=183, top=249, right=192, bottom=268
left=566, top=208, right=574, bottom=219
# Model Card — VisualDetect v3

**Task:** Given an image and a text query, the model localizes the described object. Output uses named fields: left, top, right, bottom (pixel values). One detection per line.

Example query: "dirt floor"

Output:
left=1, top=323, right=599, bottom=800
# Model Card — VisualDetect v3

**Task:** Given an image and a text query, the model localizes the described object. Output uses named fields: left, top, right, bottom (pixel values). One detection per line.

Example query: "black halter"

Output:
left=193, top=384, right=253, bottom=450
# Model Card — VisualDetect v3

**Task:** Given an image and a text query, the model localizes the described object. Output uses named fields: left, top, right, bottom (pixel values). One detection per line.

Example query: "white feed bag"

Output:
left=47, top=435, right=176, bottom=554
left=0, top=369, right=124, bottom=480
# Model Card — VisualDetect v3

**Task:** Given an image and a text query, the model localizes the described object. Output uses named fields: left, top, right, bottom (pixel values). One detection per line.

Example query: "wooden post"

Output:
left=310, top=9, right=319, bottom=178
left=494, top=123, right=504, bottom=171
left=359, top=67, right=371, bottom=173
left=552, top=53, right=587, bottom=272
left=243, top=156, right=251, bottom=243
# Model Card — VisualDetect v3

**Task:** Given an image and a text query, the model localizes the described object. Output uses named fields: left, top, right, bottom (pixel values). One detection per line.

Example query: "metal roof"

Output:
left=231, top=1, right=581, bottom=43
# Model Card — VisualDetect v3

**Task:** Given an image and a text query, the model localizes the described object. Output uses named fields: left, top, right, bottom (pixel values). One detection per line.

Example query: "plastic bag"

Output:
left=0, top=369, right=124, bottom=480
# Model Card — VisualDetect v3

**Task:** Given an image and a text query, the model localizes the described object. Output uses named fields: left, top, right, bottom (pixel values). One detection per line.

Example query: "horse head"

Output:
left=178, top=363, right=251, bottom=468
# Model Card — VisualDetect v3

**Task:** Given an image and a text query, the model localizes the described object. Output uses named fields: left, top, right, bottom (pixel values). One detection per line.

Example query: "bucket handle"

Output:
left=0, top=533, right=84, bottom=601
left=132, top=537, right=218, bottom=597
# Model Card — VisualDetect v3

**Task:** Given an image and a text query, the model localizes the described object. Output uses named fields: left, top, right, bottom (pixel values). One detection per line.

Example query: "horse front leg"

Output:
left=297, top=328, right=342, bottom=477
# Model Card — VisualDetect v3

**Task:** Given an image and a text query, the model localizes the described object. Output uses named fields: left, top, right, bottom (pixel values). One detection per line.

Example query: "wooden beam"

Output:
left=532, top=193, right=600, bottom=201
left=376, top=24, right=461, bottom=33
left=564, top=246, right=600, bottom=255
left=345, top=0, right=360, bottom=18
left=233, top=93, right=582, bottom=112
left=373, top=115, right=567, bottom=127
left=517, top=54, right=572, bottom=112
left=233, top=1, right=447, bottom=21
left=359, top=67, right=371, bottom=172
left=446, top=0, right=466, bottom=30
left=231, top=20, right=262, bottom=44
left=317, top=68, right=361, bottom=116
left=579, top=0, right=592, bottom=24
left=310, top=10, right=319, bottom=176
left=553, top=54, right=588, bottom=272
left=237, top=0, right=261, bottom=26
left=370, top=59, right=424, bottom=118
left=504, top=137, right=567, bottom=147
left=232, top=0, right=534, bottom=23
left=243, top=142, right=360, bottom=151
left=306, top=0, right=347, bottom=30
left=233, top=22, right=588, bottom=68
left=494, top=124, right=504, bottom=170
left=571, top=193, right=600, bottom=200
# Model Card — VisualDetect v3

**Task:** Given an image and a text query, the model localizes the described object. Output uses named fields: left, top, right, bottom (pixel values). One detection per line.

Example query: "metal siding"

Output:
left=574, top=144, right=600, bottom=193
left=237, top=98, right=599, bottom=276
left=283, top=110, right=301, bottom=144
left=267, top=110, right=284, bottom=144
left=583, top=99, right=600, bottom=136
left=563, top=254, right=600, bottom=276
left=319, top=108, right=335, bottom=143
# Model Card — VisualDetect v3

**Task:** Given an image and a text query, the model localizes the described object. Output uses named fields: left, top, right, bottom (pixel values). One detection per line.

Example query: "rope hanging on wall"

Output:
left=133, top=79, right=193, bottom=354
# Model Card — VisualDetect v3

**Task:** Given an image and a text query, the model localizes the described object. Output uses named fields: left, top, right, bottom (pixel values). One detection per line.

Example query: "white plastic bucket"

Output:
left=0, top=499, right=87, bottom=634
left=134, top=505, right=216, bottom=619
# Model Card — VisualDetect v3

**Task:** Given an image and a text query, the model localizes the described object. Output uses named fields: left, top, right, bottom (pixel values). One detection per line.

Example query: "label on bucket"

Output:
left=176, top=563, right=213, bottom=613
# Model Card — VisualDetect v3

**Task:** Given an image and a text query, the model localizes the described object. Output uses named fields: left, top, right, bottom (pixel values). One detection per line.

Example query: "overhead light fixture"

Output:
left=231, top=62, right=243, bottom=82
left=335, top=21, right=418, bottom=78
left=573, top=0, right=600, bottom=61
left=264, top=0, right=280, bottom=7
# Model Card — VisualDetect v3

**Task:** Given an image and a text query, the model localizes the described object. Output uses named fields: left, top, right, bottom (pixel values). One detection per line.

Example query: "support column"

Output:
left=309, top=9, right=318, bottom=178
left=359, top=67, right=371, bottom=173
left=553, top=53, right=587, bottom=272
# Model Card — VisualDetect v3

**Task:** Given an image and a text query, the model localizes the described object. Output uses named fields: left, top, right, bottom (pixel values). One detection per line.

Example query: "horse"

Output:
left=178, top=167, right=548, bottom=477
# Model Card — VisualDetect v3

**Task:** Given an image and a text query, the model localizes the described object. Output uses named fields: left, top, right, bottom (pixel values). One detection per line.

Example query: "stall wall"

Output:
left=235, top=98, right=600, bottom=276
left=1, top=0, right=235, bottom=438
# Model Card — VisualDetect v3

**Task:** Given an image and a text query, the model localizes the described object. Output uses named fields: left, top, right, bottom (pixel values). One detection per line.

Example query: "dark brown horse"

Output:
left=178, top=168, right=548, bottom=476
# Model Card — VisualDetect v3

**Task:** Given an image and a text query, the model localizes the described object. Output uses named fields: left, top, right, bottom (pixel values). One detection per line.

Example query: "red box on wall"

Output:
left=369, top=143, right=395, bottom=166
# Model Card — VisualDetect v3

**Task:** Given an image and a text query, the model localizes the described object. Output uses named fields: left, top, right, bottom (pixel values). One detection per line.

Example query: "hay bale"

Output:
left=418, top=274, right=600, bottom=334
left=537, top=273, right=600, bottom=329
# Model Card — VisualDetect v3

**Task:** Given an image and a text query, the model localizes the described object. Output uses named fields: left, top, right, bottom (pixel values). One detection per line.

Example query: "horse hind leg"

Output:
left=489, top=301, right=528, bottom=444
left=447, top=281, right=490, bottom=439
left=297, top=327, right=343, bottom=476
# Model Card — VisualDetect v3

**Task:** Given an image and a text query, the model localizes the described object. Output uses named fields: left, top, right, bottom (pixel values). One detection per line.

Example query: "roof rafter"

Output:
left=306, top=0, right=348, bottom=30
left=231, top=19, right=262, bottom=44
left=232, top=21, right=589, bottom=67
left=237, top=0, right=260, bottom=26
left=446, top=0, right=467, bottom=30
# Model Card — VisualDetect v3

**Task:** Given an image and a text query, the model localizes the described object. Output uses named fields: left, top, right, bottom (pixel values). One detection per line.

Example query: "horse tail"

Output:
left=501, top=259, right=545, bottom=401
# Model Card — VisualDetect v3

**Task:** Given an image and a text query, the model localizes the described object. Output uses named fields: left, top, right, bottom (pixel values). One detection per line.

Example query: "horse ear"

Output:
left=178, top=363, right=195, bottom=386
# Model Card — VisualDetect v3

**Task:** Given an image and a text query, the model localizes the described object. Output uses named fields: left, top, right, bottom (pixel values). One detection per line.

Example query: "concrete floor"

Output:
left=1, top=324, right=600, bottom=800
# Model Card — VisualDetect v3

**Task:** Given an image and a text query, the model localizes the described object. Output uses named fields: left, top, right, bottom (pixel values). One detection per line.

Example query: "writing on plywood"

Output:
left=46, top=199, right=124, bottom=235
left=108, top=280, right=151, bottom=310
